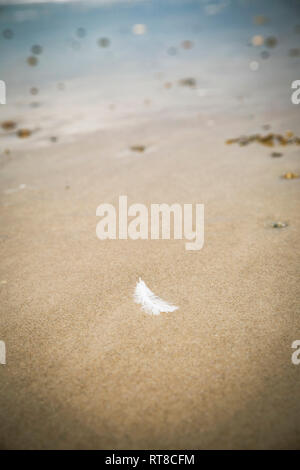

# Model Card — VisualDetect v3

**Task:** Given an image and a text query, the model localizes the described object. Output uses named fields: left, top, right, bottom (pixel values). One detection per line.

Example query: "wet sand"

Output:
left=0, top=109, right=300, bottom=449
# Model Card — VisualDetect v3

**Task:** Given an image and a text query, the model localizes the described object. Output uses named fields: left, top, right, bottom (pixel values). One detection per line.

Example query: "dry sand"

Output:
left=0, top=109, right=300, bottom=449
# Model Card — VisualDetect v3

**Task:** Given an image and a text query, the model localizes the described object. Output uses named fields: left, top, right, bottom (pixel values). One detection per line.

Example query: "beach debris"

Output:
left=178, top=77, right=197, bottom=88
left=57, top=82, right=65, bottom=91
left=254, top=15, right=269, bottom=26
left=50, top=136, right=58, bottom=143
left=262, top=124, right=270, bottom=130
left=226, top=133, right=300, bottom=147
left=0, top=280, right=7, bottom=285
left=130, top=145, right=146, bottom=153
left=31, top=44, right=43, bottom=55
left=271, top=152, right=283, bottom=158
left=3, top=29, right=13, bottom=39
left=271, top=222, right=288, bottom=229
left=134, top=278, right=178, bottom=316
left=164, top=82, right=172, bottom=89
left=27, top=56, right=38, bottom=66
left=252, top=35, right=264, bottom=46
left=30, top=87, right=39, bottom=96
left=282, top=172, right=299, bottom=179
left=17, top=129, right=32, bottom=138
left=181, top=40, right=193, bottom=50
left=1, top=120, right=17, bottom=131
left=98, top=37, right=110, bottom=47
left=265, top=36, right=278, bottom=48
left=132, top=24, right=147, bottom=35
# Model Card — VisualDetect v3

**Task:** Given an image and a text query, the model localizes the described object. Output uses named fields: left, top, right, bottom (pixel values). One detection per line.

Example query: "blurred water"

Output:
left=0, top=0, right=300, bottom=145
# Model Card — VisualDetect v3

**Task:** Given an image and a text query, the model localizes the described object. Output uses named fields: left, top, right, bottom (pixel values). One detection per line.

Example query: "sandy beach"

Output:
left=1, top=0, right=300, bottom=451
left=1, top=106, right=300, bottom=449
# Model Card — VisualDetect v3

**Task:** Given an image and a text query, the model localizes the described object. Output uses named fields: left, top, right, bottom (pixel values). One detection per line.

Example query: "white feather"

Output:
left=134, top=278, right=178, bottom=316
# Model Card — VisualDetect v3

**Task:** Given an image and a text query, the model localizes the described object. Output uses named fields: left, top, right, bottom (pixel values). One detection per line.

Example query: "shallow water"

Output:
left=0, top=0, right=300, bottom=146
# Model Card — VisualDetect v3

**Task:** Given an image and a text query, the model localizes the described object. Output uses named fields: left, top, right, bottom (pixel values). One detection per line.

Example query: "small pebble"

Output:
left=17, top=129, right=32, bottom=138
left=132, top=24, right=146, bottom=35
left=252, top=35, right=264, bottom=46
left=271, top=152, right=283, bottom=158
left=265, top=36, right=278, bottom=48
left=271, top=222, right=288, bottom=229
left=254, top=15, right=269, bottom=25
left=1, top=120, right=17, bottom=131
left=130, top=145, right=146, bottom=152
left=98, top=37, right=110, bottom=48
left=282, top=172, right=299, bottom=179
left=30, top=87, right=39, bottom=96
left=178, top=77, right=196, bottom=88
left=31, top=44, right=43, bottom=55
left=181, top=40, right=193, bottom=50
left=27, top=56, right=38, bottom=66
